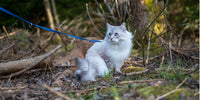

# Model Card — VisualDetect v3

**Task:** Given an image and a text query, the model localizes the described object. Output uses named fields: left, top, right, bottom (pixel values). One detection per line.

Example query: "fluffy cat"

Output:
left=75, top=22, right=133, bottom=81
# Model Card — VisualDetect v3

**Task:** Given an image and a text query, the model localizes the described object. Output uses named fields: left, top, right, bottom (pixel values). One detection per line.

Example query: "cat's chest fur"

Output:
left=101, top=41, right=132, bottom=68
left=105, top=43, right=129, bottom=60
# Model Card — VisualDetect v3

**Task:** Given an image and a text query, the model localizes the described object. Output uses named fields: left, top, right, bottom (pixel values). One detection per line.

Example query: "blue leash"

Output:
left=0, top=7, right=101, bottom=42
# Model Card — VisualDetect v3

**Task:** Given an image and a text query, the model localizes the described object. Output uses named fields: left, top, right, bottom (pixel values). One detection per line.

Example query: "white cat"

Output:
left=75, top=22, right=133, bottom=81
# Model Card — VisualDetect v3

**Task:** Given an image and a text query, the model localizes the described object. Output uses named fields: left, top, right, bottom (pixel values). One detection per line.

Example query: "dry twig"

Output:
left=0, top=30, right=22, bottom=40
left=86, top=3, right=101, bottom=35
left=0, top=43, right=15, bottom=55
left=123, top=69, right=149, bottom=76
left=119, top=79, right=165, bottom=84
left=2, top=26, right=16, bottom=53
left=42, top=84, right=72, bottom=100
left=176, top=76, right=188, bottom=89
left=156, top=89, right=184, bottom=100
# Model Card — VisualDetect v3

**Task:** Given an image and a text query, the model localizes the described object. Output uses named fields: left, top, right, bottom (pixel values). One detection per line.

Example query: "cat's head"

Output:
left=105, top=22, right=133, bottom=44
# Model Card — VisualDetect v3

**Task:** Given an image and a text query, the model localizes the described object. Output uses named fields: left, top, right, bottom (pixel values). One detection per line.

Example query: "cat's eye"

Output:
left=115, top=33, right=119, bottom=36
left=108, top=33, right=112, bottom=36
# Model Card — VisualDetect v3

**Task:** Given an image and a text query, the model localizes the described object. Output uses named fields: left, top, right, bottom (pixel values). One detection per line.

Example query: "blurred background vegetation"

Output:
left=0, top=0, right=199, bottom=54
left=0, top=0, right=90, bottom=29
left=0, top=0, right=198, bottom=30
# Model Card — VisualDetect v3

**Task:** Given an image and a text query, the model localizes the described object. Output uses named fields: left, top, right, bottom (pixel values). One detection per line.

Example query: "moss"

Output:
left=131, top=49, right=138, bottom=55
left=67, top=43, right=73, bottom=52
left=138, top=44, right=164, bottom=57
left=139, top=85, right=193, bottom=100
left=191, top=71, right=199, bottom=80
left=112, top=88, right=120, bottom=100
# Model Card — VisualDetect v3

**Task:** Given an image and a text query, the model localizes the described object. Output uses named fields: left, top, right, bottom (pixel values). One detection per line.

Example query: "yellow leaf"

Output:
left=145, top=0, right=154, bottom=8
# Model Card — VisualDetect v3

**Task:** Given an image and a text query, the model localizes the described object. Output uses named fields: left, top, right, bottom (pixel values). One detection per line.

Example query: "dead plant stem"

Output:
left=156, top=89, right=183, bottom=100
left=86, top=3, right=101, bottom=34
left=146, top=32, right=152, bottom=64
left=120, top=79, right=165, bottom=84
left=42, top=84, right=72, bottom=100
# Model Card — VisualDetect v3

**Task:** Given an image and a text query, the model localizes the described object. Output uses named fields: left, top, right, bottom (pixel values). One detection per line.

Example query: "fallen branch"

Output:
left=137, top=53, right=166, bottom=63
left=0, top=43, right=15, bottom=55
left=42, top=84, right=72, bottom=100
left=0, top=45, right=61, bottom=78
left=119, top=79, right=164, bottom=84
left=0, top=89, right=47, bottom=94
left=156, top=75, right=192, bottom=100
left=0, top=30, right=22, bottom=40
left=156, top=89, right=184, bottom=100
left=123, top=69, right=149, bottom=76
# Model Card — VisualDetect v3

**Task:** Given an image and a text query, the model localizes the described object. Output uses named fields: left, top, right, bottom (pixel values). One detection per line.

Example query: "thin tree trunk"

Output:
left=43, top=0, right=55, bottom=30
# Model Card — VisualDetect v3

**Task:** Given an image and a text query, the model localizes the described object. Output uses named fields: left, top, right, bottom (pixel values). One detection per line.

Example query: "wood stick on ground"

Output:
left=194, top=91, right=200, bottom=96
left=0, top=45, right=61, bottom=78
left=0, top=30, right=22, bottom=40
left=0, top=89, right=47, bottom=94
left=156, top=89, right=184, bottom=100
left=2, top=26, right=16, bottom=53
left=156, top=75, right=188, bottom=100
left=123, top=69, right=149, bottom=76
left=42, top=84, right=72, bottom=100
left=119, top=79, right=164, bottom=84
left=176, top=76, right=188, bottom=89
left=2, top=26, right=12, bottom=44
left=137, top=53, right=166, bottom=63
left=0, top=43, right=15, bottom=55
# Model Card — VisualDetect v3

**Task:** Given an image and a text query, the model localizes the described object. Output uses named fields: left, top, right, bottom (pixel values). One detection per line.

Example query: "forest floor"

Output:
left=0, top=26, right=199, bottom=100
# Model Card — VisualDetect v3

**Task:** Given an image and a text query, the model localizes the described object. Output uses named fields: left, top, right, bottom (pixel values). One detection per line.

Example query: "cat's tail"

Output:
left=75, top=57, right=88, bottom=80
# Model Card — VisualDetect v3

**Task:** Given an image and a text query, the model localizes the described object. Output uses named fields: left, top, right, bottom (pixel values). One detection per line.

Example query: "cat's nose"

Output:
left=111, top=38, right=113, bottom=40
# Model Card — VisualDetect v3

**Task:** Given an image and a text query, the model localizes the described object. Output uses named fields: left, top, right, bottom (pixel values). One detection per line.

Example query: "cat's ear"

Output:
left=106, top=23, right=111, bottom=29
left=120, top=22, right=126, bottom=31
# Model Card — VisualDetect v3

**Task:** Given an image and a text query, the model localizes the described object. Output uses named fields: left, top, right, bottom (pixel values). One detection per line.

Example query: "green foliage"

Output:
left=139, top=85, right=192, bottom=100
left=112, top=88, right=120, bottom=100
left=0, top=0, right=44, bottom=27
left=168, top=0, right=199, bottom=28
left=67, top=43, right=73, bottom=52
left=0, top=0, right=90, bottom=29
left=104, top=69, right=114, bottom=79
left=158, top=62, right=188, bottom=82
left=80, top=84, right=98, bottom=100
left=55, top=0, right=90, bottom=20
